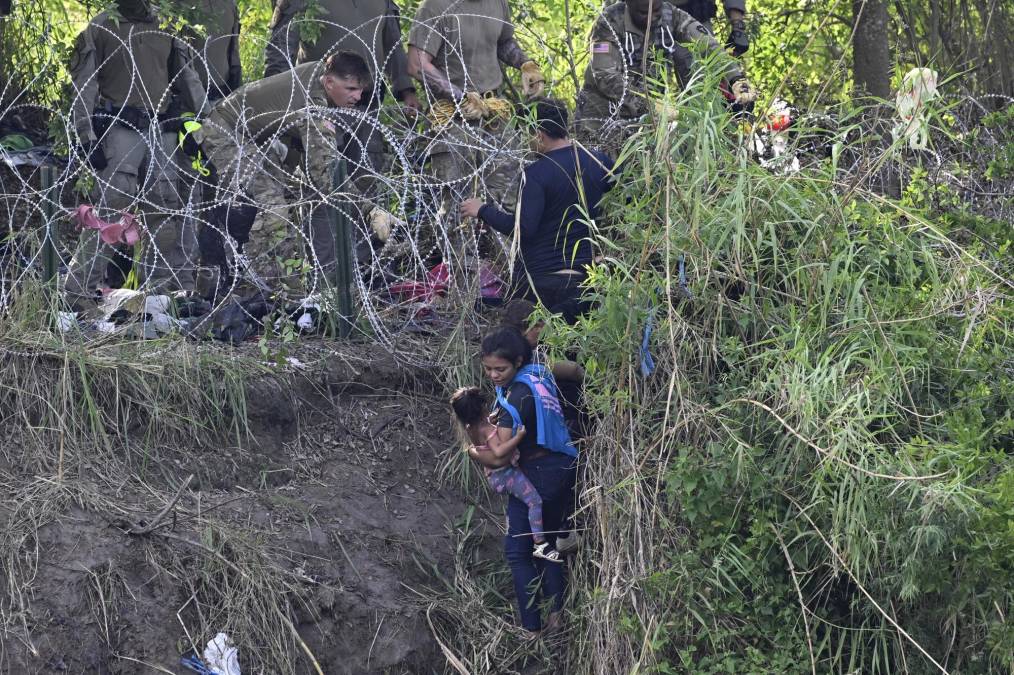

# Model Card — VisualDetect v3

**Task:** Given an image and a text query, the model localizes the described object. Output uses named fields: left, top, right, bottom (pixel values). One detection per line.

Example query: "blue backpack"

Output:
left=495, top=364, right=577, bottom=458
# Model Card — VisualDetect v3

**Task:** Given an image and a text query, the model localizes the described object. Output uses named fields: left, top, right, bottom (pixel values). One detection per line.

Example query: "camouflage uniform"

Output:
left=575, top=1, right=745, bottom=157
left=408, top=0, right=530, bottom=212
left=265, top=0, right=414, bottom=173
left=671, top=0, right=746, bottom=33
left=196, top=62, right=374, bottom=297
left=66, top=4, right=207, bottom=312
left=184, top=0, right=242, bottom=101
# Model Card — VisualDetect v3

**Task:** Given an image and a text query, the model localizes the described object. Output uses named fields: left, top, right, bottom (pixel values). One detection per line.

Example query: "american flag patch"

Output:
left=592, top=42, right=610, bottom=53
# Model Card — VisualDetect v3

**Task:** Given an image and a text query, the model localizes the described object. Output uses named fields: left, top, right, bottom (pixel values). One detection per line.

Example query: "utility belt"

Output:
left=92, top=102, right=180, bottom=136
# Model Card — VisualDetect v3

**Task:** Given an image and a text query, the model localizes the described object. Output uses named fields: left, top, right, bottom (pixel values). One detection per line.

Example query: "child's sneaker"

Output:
left=533, top=541, right=562, bottom=563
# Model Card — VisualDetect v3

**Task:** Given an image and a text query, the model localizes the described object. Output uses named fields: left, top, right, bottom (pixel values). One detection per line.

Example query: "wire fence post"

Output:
left=40, top=165, right=59, bottom=283
left=329, top=157, right=355, bottom=338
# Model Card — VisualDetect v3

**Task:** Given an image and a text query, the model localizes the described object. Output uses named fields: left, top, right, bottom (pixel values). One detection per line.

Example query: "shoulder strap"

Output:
left=494, top=385, right=522, bottom=432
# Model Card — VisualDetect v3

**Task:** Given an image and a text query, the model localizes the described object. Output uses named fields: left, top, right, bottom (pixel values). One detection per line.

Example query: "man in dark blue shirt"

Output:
left=460, top=98, right=613, bottom=323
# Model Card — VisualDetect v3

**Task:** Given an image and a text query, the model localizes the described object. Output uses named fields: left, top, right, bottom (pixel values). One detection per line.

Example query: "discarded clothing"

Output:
left=0, top=133, right=33, bottom=152
left=71, top=205, right=140, bottom=246
left=208, top=295, right=273, bottom=345
left=0, top=145, right=64, bottom=169
left=388, top=262, right=504, bottom=305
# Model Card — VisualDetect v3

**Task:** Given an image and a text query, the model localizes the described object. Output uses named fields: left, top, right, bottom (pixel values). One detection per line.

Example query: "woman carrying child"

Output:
left=474, top=326, right=579, bottom=636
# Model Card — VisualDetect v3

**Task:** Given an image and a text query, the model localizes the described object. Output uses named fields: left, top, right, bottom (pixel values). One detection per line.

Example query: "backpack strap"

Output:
left=494, top=385, right=523, bottom=432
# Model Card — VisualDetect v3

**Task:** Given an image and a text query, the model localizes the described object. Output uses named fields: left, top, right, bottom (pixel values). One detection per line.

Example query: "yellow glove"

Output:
left=520, top=61, right=545, bottom=98
left=730, top=78, right=758, bottom=105
left=459, top=92, right=489, bottom=121
left=368, top=207, right=404, bottom=242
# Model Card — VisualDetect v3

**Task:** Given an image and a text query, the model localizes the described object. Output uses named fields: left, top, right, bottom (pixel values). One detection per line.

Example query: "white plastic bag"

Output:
left=203, top=632, right=241, bottom=675
left=894, top=67, right=939, bottom=150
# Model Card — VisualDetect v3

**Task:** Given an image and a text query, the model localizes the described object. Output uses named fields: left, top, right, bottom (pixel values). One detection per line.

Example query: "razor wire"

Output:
left=0, top=10, right=545, bottom=354
left=1, top=9, right=1012, bottom=358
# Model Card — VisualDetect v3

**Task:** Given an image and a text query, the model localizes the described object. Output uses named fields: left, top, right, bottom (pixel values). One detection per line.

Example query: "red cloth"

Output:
left=389, top=263, right=504, bottom=304
left=71, top=205, right=140, bottom=246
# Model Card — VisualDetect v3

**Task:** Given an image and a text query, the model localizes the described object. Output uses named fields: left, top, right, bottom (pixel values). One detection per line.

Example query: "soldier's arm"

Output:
left=383, top=1, right=416, bottom=100
left=170, top=37, right=211, bottom=115
left=495, top=13, right=531, bottom=69
left=264, top=0, right=303, bottom=78
left=69, top=25, right=101, bottom=142
left=586, top=18, right=632, bottom=103
left=671, top=8, right=745, bottom=81
left=226, top=4, right=242, bottom=91
left=407, top=46, right=461, bottom=100
left=407, top=2, right=461, bottom=100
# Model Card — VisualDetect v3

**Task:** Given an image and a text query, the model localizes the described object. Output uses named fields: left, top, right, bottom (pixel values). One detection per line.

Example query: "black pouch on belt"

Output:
left=111, top=104, right=151, bottom=132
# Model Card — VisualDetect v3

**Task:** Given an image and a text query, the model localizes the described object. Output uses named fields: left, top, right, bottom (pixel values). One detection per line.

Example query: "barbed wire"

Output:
left=1, top=11, right=1011, bottom=358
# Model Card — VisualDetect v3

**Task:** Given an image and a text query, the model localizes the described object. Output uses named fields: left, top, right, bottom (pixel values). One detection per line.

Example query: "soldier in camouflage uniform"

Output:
left=575, top=0, right=756, bottom=157
left=265, top=0, right=420, bottom=177
left=184, top=0, right=242, bottom=102
left=194, top=52, right=402, bottom=298
left=407, top=0, right=545, bottom=212
left=66, top=0, right=208, bottom=313
left=673, top=0, right=749, bottom=55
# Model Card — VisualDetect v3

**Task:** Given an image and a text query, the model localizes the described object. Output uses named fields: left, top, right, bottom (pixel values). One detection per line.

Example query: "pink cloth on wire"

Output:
left=388, top=263, right=504, bottom=304
left=71, top=205, right=140, bottom=246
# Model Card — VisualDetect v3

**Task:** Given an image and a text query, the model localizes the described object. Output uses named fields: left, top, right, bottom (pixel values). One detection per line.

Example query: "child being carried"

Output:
left=451, top=386, right=561, bottom=563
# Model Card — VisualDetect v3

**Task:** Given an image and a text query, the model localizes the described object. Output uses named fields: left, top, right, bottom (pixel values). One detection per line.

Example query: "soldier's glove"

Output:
left=730, top=78, right=758, bottom=106
left=520, top=61, right=546, bottom=98
left=727, top=19, right=749, bottom=56
left=368, top=207, right=404, bottom=242
left=459, top=92, right=489, bottom=121
left=77, top=141, right=108, bottom=172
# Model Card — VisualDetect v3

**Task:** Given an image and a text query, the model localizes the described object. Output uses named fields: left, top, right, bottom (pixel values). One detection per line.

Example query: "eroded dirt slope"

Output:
left=0, top=345, right=469, bottom=674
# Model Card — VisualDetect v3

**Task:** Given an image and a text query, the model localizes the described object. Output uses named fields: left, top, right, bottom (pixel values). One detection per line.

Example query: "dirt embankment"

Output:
left=0, top=343, right=470, bottom=674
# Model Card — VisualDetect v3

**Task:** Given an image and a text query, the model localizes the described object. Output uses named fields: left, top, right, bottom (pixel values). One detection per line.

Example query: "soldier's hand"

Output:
left=727, top=19, right=749, bottom=56
left=78, top=141, right=107, bottom=172
left=730, top=78, right=758, bottom=106
left=368, top=208, right=403, bottom=242
left=460, top=92, right=488, bottom=121
left=400, top=90, right=422, bottom=113
left=520, top=61, right=546, bottom=98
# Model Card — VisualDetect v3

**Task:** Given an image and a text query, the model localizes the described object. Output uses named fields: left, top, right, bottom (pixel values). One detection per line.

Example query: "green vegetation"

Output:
left=1, top=0, right=1011, bottom=672
left=545, top=67, right=1013, bottom=673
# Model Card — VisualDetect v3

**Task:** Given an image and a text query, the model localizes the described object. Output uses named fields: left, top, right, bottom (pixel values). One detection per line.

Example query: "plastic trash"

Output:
left=56, top=311, right=79, bottom=333
left=894, top=67, right=939, bottom=150
left=203, top=632, right=241, bottom=675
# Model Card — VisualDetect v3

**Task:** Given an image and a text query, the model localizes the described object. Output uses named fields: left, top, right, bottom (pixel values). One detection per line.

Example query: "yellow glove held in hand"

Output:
left=731, top=78, right=758, bottom=105
left=459, top=92, right=489, bottom=121
left=368, top=208, right=404, bottom=242
left=520, top=61, right=546, bottom=98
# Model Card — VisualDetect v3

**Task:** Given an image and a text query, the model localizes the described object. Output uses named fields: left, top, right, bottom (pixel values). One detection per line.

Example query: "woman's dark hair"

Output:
left=450, top=386, right=486, bottom=426
left=480, top=326, right=533, bottom=365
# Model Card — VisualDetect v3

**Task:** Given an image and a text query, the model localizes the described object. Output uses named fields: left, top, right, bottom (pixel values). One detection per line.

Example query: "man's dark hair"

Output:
left=532, top=98, right=569, bottom=139
left=480, top=326, right=533, bottom=365
left=324, top=51, right=371, bottom=85
left=500, top=298, right=537, bottom=332
left=450, top=386, right=486, bottom=426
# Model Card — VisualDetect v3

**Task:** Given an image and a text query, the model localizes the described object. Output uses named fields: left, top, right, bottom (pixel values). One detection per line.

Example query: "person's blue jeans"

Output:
left=504, top=451, right=577, bottom=631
